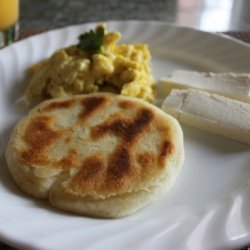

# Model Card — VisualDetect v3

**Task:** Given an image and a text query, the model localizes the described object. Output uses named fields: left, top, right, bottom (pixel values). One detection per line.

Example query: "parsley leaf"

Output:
left=76, top=26, right=105, bottom=53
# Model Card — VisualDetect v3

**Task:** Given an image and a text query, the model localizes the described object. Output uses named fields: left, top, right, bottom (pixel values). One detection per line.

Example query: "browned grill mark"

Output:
left=21, top=116, right=62, bottom=165
left=57, top=149, right=78, bottom=168
left=90, top=108, right=154, bottom=189
left=125, top=109, right=154, bottom=142
left=159, top=140, right=173, bottom=166
left=70, top=156, right=106, bottom=191
left=136, top=152, right=154, bottom=167
left=107, top=146, right=131, bottom=189
left=92, top=108, right=154, bottom=143
left=108, top=146, right=130, bottom=179
left=79, top=96, right=108, bottom=120
left=118, top=100, right=133, bottom=109
left=65, top=136, right=71, bottom=143
left=42, top=100, right=76, bottom=111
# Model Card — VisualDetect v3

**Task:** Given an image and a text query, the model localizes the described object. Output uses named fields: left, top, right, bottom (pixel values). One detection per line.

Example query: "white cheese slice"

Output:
left=161, top=89, right=250, bottom=145
left=159, top=70, right=250, bottom=102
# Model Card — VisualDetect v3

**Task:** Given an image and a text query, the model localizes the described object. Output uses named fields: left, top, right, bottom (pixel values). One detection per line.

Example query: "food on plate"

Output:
left=25, top=24, right=155, bottom=103
left=159, top=70, right=250, bottom=102
left=161, top=89, right=250, bottom=145
left=5, top=93, right=184, bottom=218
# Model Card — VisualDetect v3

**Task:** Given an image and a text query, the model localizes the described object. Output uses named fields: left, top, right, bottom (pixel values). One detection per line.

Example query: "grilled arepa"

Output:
left=5, top=93, right=184, bottom=218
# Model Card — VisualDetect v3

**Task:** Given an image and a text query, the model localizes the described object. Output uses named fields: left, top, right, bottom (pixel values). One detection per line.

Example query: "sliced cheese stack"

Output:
left=159, top=70, right=250, bottom=102
left=162, top=89, right=250, bottom=145
left=160, top=70, right=250, bottom=144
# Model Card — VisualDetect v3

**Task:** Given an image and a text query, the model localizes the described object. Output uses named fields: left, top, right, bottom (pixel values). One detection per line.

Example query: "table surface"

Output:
left=1, top=0, right=250, bottom=249
left=20, top=0, right=250, bottom=32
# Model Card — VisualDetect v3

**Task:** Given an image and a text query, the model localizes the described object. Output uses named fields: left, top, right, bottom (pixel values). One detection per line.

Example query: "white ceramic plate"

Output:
left=0, top=21, right=250, bottom=250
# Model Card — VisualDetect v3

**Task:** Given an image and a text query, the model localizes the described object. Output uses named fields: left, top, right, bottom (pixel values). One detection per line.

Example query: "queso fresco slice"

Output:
left=159, top=70, right=250, bottom=102
left=161, top=89, right=250, bottom=145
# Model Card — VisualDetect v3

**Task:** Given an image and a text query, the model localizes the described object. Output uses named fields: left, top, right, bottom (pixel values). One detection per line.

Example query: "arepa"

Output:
left=5, top=93, right=184, bottom=218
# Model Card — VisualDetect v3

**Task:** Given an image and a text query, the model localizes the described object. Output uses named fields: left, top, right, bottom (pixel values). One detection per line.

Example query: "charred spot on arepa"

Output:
left=106, top=146, right=134, bottom=190
left=136, top=151, right=158, bottom=177
left=57, top=149, right=79, bottom=168
left=118, top=100, right=134, bottom=109
left=42, top=100, right=76, bottom=112
left=158, top=140, right=174, bottom=166
left=136, top=152, right=155, bottom=167
left=125, top=108, right=154, bottom=143
left=21, top=116, right=63, bottom=165
left=69, top=155, right=106, bottom=192
left=91, top=108, right=154, bottom=143
left=79, top=96, right=110, bottom=120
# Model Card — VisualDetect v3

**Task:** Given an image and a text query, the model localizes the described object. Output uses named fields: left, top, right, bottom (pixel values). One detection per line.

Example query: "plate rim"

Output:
left=1, top=20, right=250, bottom=55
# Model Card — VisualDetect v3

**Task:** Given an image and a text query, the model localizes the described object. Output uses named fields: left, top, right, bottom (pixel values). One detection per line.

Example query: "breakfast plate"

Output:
left=0, top=20, right=250, bottom=250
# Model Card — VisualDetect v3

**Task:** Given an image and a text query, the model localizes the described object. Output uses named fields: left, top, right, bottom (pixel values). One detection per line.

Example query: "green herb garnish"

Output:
left=76, top=26, right=105, bottom=53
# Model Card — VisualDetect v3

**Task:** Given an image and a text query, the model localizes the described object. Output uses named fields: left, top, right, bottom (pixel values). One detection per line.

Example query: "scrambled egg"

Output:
left=25, top=25, right=155, bottom=103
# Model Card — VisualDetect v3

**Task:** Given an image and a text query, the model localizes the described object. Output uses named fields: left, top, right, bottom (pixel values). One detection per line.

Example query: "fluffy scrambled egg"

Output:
left=25, top=25, right=155, bottom=103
